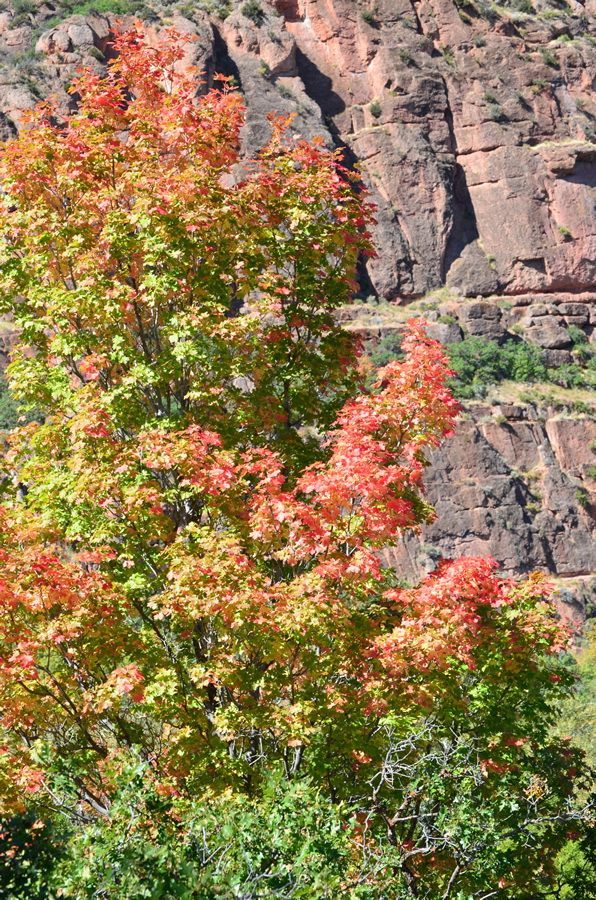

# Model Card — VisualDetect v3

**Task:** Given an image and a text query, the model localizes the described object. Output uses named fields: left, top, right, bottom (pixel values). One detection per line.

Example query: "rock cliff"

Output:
left=0, top=0, right=594, bottom=612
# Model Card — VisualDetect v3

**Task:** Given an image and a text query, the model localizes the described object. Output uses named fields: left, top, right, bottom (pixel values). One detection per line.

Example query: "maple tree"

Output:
left=0, top=27, right=591, bottom=898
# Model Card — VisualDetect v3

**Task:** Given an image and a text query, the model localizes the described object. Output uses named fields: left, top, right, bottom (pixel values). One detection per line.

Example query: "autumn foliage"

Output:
left=0, top=27, right=591, bottom=898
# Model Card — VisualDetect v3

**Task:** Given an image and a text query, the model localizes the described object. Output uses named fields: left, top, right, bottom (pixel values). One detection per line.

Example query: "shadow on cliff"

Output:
left=444, top=163, right=480, bottom=276
left=211, top=27, right=242, bottom=93
left=294, top=48, right=358, bottom=169
left=294, top=47, right=377, bottom=294
left=563, top=159, right=596, bottom=189
left=295, top=48, right=344, bottom=118
left=441, top=83, right=480, bottom=280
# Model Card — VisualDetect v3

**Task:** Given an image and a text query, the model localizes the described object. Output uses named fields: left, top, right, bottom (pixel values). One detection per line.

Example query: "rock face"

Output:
left=272, top=0, right=596, bottom=299
left=382, top=406, right=595, bottom=582
left=0, top=0, right=593, bottom=612
left=385, top=402, right=596, bottom=624
left=355, top=291, right=596, bottom=618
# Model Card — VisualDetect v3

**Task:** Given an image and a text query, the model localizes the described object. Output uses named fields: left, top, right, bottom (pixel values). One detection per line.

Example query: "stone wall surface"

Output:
left=0, top=0, right=593, bottom=612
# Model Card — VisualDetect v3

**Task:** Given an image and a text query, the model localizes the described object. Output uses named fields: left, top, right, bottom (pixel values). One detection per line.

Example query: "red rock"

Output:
left=384, top=407, right=595, bottom=596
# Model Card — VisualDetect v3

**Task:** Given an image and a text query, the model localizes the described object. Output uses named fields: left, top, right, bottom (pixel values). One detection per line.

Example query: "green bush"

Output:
left=57, top=0, right=149, bottom=16
left=442, top=45, right=456, bottom=66
left=10, top=0, right=36, bottom=25
left=47, top=773, right=355, bottom=899
left=15, top=724, right=595, bottom=899
left=549, top=364, right=585, bottom=389
left=368, top=330, right=403, bottom=369
left=0, top=377, right=42, bottom=431
left=551, top=623, right=596, bottom=900
left=541, top=47, right=560, bottom=68
left=500, top=339, right=548, bottom=381
left=548, top=361, right=596, bottom=391
left=556, top=623, right=596, bottom=765
left=567, top=324, right=588, bottom=346
left=446, top=336, right=547, bottom=398
left=241, top=0, right=265, bottom=25
left=368, top=331, right=595, bottom=397
left=548, top=840, right=596, bottom=900
left=0, top=813, right=65, bottom=900
left=0, top=377, right=20, bottom=431
left=503, top=0, right=534, bottom=12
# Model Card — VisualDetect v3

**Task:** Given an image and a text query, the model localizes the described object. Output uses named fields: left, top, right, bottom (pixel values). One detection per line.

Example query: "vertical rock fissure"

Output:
left=212, top=26, right=242, bottom=91
left=407, top=0, right=425, bottom=36
left=441, top=76, right=479, bottom=282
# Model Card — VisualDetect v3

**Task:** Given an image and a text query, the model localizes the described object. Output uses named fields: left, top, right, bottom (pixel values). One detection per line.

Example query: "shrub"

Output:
left=567, top=324, right=588, bottom=345
left=0, top=377, right=40, bottom=431
left=0, top=812, right=66, bottom=900
left=541, top=47, right=559, bottom=67
left=442, top=45, right=456, bottom=65
left=548, top=359, right=596, bottom=391
left=241, top=0, right=265, bottom=25
left=487, top=104, right=506, bottom=122
left=57, top=0, right=149, bottom=17
left=500, top=339, right=548, bottom=382
left=369, top=99, right=382, bottom=118
left=446, top=336, right=547, bottom=398
left=277, top=83, right=294, bottom=100
left=548, top=840, right=596, bottom=900
left=572, top=400, right=591, bottom=415
left=50, top=773, right=353, bottom=899
left=10, top=0, right=36, bottom=25
left=0, top=378, right=19, bottom=431
left=368, top=330, right=403, bottom=368
left=445, top=333, right=595, bottom=397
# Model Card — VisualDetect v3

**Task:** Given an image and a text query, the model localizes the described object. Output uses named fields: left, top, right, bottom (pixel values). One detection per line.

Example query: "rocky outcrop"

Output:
left=382, top=405, right=595, bottom=578
left=431, top=290, right=595, bottom=359
left=383, top=402, right=596, bottom=623
left=272, top=0, right=596, bottom=299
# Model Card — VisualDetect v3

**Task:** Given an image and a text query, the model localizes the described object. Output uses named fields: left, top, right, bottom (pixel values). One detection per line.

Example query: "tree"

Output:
left=0, top=26, right=591, bottom=898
